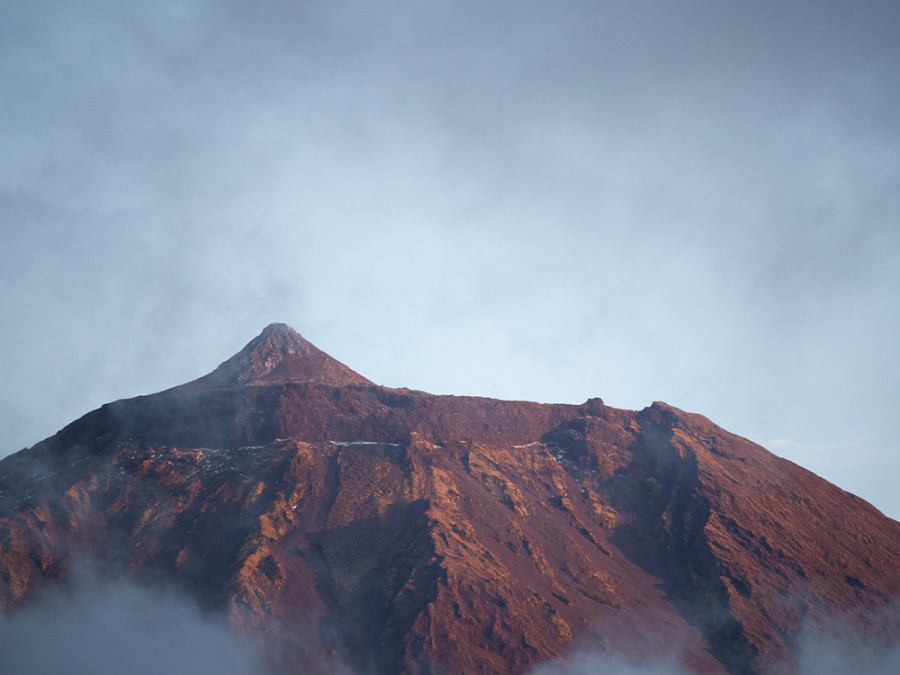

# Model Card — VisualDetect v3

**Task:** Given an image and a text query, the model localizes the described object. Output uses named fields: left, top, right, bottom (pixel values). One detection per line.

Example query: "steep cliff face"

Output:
left=1, top=325, right=898, bottom=674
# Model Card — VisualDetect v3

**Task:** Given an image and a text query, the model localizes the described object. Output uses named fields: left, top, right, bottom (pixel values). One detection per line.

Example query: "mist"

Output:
left=527, top=600, right=900, bottom=675
left=793, top=605, right=900, bottom=675
left=0, top=565, right=260, bottom=675
left=1, top=0, right=899, bottom=522
left=528, top=651, right=692, bottom=675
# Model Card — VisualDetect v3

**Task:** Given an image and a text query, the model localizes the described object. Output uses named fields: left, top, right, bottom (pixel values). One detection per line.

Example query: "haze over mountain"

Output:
left=1, top=324, right=898, bottom=675
left=2, top=1, right=899, bottom=528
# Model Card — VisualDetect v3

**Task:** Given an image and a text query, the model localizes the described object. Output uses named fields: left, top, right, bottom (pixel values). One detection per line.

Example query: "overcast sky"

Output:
left=1, top=1, right=898, bottom=517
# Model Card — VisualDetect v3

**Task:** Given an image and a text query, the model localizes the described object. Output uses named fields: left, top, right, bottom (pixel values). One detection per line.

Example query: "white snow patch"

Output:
left=331, top=441, right=401, bottom=447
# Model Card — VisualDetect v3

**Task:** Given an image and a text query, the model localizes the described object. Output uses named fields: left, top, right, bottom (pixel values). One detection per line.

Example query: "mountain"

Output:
left=1, top=324, right=898, bottom=674
left=182, top=322, right=373, bottom=390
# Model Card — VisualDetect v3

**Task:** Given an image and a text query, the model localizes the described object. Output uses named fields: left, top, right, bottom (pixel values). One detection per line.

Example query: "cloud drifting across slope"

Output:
left=0, top=2, right=899, bottom=516
left=527, top=601, right=900, bottom=675
left=528, top=650, right=693, bottom=675
left=0, top=565, right=260, bottom=675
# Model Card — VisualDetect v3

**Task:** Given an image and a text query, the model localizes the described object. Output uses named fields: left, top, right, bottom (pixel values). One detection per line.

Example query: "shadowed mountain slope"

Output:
left=1, top=324, right=898, bottom=674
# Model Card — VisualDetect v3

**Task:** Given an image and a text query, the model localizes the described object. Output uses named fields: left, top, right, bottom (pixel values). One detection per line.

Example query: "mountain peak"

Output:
left=258, top=321, right=303, bottom=340
left=189, top=323, right=372, bottom=389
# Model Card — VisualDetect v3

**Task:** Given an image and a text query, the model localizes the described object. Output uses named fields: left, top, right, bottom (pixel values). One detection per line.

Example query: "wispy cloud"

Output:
left=1, top=0, right=898, bottom=518
left=528, top=650, right=693, bottom=675
left=0, top=564, right=260, bottom=675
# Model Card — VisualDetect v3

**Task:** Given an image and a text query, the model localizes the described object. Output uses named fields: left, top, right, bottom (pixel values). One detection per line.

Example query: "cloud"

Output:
left=797, top=640, right=900, bottom=675
left=528, top=637, right=900, bottom=675
left=528, top=650, right=692, bottom=675
left=527, top=596, right=900, bottom=675
left=0, top=564, right=261, bottom=675
left=1, top=0, right=899, bottom=519
left=793, top=601, right=900, bottom=675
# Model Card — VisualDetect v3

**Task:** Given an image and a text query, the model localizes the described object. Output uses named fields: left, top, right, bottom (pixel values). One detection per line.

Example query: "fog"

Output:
left=5, top=566, right=898, bottom=675
left=528, top=600, right=900, bottom=675
left=529, top=650, right=693, bottom=675
left=0, top=565, right=260, bottom=675
left=1, top=3, right=898, bottom=519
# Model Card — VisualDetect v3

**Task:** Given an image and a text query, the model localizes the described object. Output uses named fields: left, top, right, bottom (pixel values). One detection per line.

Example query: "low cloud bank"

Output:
left=528, top=651, right=691, bottom=675
left=527, top=609, right=900, bottom=675
left=0, top=566, right=260, bottom=675
left=797, top=643, right=900, bottom=675
left=529, top=644, right=900, bottom=675
left=795, top=612, right=900, bottom=675
left=4, top=561, right=898, bottom=675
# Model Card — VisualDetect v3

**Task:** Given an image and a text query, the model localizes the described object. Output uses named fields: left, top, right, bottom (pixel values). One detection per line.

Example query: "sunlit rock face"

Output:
left=1, top=324, right=898, bottom=675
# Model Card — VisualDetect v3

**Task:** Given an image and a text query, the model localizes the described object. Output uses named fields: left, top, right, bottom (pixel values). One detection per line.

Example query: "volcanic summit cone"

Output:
left=186, top=322, right=372, bottom=389
left=1, top=324, right=898, bottom=675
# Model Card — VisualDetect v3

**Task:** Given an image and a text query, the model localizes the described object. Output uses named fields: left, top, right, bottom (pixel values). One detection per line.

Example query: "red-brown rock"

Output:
left=0, top=324, right=897, bottom=674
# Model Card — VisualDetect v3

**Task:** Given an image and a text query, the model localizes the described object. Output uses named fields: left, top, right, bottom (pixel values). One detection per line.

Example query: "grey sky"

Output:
left=1, top=1, right=899, bottom=516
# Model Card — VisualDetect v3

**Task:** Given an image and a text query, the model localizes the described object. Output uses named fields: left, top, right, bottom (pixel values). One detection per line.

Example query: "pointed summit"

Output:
left=190, top=323, right=372, bottom=389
